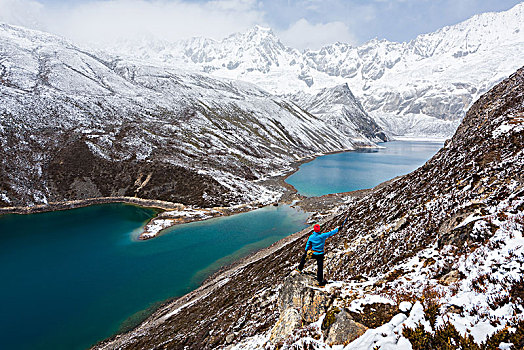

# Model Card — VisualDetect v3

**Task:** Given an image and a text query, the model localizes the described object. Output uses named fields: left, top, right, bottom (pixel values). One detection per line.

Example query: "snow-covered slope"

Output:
left=114, top=3, right=524, bottom=138
left=290, top=84, right=387, bottom=142
left=0, top=23, right=380, bottom=208
left=92, top=66, right=524, bottom=350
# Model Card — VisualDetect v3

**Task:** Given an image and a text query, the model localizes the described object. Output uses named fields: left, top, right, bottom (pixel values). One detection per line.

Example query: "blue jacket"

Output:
left=305, top=227, right=339, bottom=255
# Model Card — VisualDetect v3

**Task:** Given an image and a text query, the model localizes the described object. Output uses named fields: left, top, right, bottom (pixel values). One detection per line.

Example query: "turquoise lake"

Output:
left=286, top=141, right=443, bottom=197
left=0, top=204, right=308, bottom=350
left=0, top=140, right=443, bottom=350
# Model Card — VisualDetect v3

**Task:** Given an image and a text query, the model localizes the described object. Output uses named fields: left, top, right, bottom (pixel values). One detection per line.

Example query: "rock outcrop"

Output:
left=268, top=308, right=301, bottom=343
left=278, top=273, right=330, bottom=324
left=270, top=273, right=397, bottom=347
left=322, top=308, right=367, bottom=346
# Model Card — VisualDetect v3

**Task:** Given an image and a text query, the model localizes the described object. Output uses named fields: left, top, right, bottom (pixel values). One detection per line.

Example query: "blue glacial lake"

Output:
left=0, top=140, right=442, bottom=350
left=286, top=141, right=443, bottom=197
left=0, top=204, right=308, bottom=350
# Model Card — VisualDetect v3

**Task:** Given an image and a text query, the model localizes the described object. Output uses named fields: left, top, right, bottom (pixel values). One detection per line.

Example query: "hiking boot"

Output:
left=315, top=280, right=327, bottom=287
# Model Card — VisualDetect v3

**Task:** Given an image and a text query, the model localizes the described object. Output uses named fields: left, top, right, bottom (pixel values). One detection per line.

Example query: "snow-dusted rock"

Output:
left=438, top=269, right=462, bottom=286
left=268, top=308, right=301, bottom=344
left=279, top=273, right=330, bottom=324
left=322, top=309, right=367, bottom=346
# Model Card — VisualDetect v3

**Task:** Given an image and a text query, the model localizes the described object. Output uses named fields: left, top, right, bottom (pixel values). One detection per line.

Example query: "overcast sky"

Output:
left=0, top=0, right=522, bottom=49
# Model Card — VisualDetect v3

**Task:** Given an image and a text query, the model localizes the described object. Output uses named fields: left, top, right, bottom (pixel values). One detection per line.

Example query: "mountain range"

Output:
left=1, top=4, right=523, bottom=208
left=0, top=23, right=384, bottom=208
left=109, top=2, right=524, bottom=138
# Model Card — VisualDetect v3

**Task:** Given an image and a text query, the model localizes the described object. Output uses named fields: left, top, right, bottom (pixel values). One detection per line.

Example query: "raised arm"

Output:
left=322, top=227, right=339, bottom=239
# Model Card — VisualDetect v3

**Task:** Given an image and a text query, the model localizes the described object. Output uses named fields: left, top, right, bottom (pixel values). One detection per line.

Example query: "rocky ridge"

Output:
left=289, top=83, right=387, bottom=142
left=93, top=67, right=524, bottom=349
left=0, top=23, right=384, bottom=209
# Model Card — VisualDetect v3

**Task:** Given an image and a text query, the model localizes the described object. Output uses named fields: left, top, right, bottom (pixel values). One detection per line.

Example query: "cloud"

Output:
left=207, top=0, right=259, bottom=11
left=278, top=18, right=357, bottom=50
left=0, top=0, right=266, bottom=46
left=0, top=0, right=45, bottom=28
left=0, top=0, right=518, bottom=50
left=0, top=0, right=361, bottom=51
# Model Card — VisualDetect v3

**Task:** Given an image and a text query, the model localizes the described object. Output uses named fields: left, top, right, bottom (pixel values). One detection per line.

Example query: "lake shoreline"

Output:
left=91, top=167, right=406, bottom=350
left=0, top=140, right=444, bottom=240
left=0, top=197, right=182, bottom=216
left=0, top=145, right=374, bottom=240
left=137, top=144, right=388, bottom=239
left=136, top=146, right=360, bottom=239
left=92, top=219, right=319, bottom=350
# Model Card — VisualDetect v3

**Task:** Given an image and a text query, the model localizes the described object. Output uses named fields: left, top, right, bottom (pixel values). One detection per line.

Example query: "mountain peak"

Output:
left=80, top=4, right=523, bottom=139
left=251, top=25, right=272, bottom=34
left=334, top=82, right=351, bottom=92
left=227, top=24, right=279, bottom=45
left=315, top=83, right=357, bottom=102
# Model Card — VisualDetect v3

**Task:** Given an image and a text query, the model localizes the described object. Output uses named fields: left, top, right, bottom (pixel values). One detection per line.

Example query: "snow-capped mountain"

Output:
left=0, top=23, right=381, bottom=208
left=113, top=3, right=524, bottom=138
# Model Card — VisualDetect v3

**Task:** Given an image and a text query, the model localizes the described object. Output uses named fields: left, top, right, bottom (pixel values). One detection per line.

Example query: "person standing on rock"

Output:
left=295, top=221, right=345, bottom=287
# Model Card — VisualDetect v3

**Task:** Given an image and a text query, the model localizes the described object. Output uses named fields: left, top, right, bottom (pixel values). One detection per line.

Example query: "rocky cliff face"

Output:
left=0, top=23, right=381, bottom=208
left=93, top=67, right=524, bottom=349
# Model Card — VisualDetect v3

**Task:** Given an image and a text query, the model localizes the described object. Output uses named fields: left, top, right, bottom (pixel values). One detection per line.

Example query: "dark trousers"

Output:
left=298, top=252, right=324, bottom=283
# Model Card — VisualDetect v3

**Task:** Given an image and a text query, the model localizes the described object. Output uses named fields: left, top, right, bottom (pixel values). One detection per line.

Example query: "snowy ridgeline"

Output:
left=0, top=23, right=384, bottom=208
left=1, top=3, right=523, bottom=207
left=106, top=3, right=524, bottom=138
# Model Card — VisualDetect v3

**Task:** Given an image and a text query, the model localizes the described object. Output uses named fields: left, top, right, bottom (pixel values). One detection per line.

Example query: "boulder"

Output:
left=437, top=205, right=496, bottom=249
left=349, top=302, right=400, bottom=328
left=269, top=273, right=332, bottom=344
left=392, top=216, right=408, bottom=232
left=269, top=308, right=302, bottom=343
left=323, top=309, right=367, bottom=346
left=438, top=269, right=463, bottom=285
left=279, top=273, right=330, bottom=323
left=225, top=334, right=235, bottom=344
left=444, top=304, right=464, bottom=315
